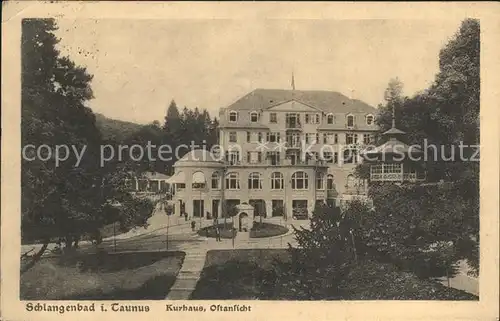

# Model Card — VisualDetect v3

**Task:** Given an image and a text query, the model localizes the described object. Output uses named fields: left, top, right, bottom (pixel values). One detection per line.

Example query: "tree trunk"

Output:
left=20, top=241, right=49, bottom=274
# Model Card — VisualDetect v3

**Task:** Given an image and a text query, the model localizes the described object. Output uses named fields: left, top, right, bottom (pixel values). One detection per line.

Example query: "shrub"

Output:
left=198, top=223, right=235, bottom=239
left=272, top=203, right=355, bottom=299
left=250, top=222, right=288, bottom=238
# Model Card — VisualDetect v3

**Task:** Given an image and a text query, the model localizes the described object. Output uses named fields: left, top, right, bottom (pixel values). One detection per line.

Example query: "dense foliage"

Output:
left=354, top=19, right=480, bottom=276
left=21, top=19, right=154, bottom=270
left=272, top=204, right=357, bottom=299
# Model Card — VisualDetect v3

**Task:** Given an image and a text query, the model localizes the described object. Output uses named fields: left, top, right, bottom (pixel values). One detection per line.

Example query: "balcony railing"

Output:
left=370, top=172, right=426, bottom=182
left=286, top=121, right=302, bottom=130
left=286, top=141, right=302, bottom=149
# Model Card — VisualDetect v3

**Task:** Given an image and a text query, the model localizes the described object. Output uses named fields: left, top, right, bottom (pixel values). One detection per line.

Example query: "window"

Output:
left=270, top=112, right=277, bottom=123
left=258, top=132, right=263, bottom=143
left=272, top=200, right=285, bottom=216
left=270, top=172, right=284, bottom=190
left=250, top=111, right=259, bottom=122
left=248, top=172, right=262, bottom=190
left=363, top=134, right=374, bottom=145
left=322, top=151, right=333, bottom=164
left=334, top=134, right=338, bottom=144
left=343, top=148, right=358, bottom=164
left=286, top=132, right=301, bottom=148
left=246, top=132, right=251, bottom=143
left=266, top=132, right=280, bottom=143
left=291, top=171, right=309, bottom=190
left=192, top=172, right=206, bottom=189
left=229, top=111, right=238, bottom=122
left=327, top=174, right=334, bottom=190
left=305, top=113, right=320, bottom=124
left=327, top=114, right=335, bottom=124
left=267, top=151, right=281, bottom=165
left=305, top=133, right=317, bottom=144
left=225, top=172, right=240, bottom=190
left=286, top=113, right=301, bottom=128
left=229, top=132, right=237, bottom=143
left=226, top=151, right=240, bottom=165
left=247, top=151, right=262, bottom=164
left=347, top=114, right=355, bottom=128
left=366, top=114, right=374, bottom=126
left=211, top=172, right=220, bottom=189
left=316, top=172, right=324, bottom=190
left=346, top=133, right=358, bottom=145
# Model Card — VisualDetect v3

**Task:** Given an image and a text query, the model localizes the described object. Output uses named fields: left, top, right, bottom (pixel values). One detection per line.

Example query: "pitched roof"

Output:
left=143, top=171, right=170, bottom=180
left=226, top=88, right=376, bottom=113
left=178, top=149, right=223, bottom=163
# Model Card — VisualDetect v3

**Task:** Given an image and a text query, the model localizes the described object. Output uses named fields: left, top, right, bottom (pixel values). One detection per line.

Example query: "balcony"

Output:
left=283, top=158, right=328, bottom=167
left=286, top=140, right=302, bottom=149
left=285, top=121, right=302, bottom=131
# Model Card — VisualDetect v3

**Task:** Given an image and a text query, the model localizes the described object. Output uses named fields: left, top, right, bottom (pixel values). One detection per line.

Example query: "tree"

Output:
left=21, top=19, right=103, bottom=258
left=20, top=19, right=154, bottom=272
left=363, top=19, right=480, bottom=273
left=272, top=204, right=355, bottom=299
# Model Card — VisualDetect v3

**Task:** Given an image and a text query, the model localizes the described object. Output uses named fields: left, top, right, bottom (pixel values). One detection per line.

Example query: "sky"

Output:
left=55, top=19, right=463, bottom=124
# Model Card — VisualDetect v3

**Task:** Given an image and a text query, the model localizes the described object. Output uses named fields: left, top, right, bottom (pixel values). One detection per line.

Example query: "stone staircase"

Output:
left=165, top=250, right=208, bottom=300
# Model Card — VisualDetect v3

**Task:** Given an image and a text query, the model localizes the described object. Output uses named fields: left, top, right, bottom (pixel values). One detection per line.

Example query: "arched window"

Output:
left=327, top=113, right=335, bottom=124
left=192, top=171, right=206, bottom=189
left=366, top=114, right=374, bottom=126
left=316, top=172, right=324, bottom=190
left=270, top=172, right=284, bottom=190
left=248, top=172, right=262, bottom=190
left=346, top=174, right=356, bottom=189
left=225, top=172, right=240, bottom=190
left=250, top=111, right=259, bottom=122
left=229, top=111, right=238, bottom=122
left=291, top=171, right=309, bottom=190
left=327, top=174, right=334, bottom=190
left=346, top=114, right=355, bottom=128
left=211, top=172, right=220, bottom=189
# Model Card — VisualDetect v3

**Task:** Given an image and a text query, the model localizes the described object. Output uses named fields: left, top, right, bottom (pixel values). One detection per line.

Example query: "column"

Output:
left=265, top=200, right=273, bottom=219
left=175, top=199, right=180, bottom=217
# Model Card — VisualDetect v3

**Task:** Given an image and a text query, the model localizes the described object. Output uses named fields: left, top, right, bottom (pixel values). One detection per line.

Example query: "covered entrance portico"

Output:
left=234, top=203, right=254, bottom=232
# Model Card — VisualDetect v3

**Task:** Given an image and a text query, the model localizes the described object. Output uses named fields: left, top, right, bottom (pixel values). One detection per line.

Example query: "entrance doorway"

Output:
left=238, top=212, right=249, bottom=232
left=193, top=200, right=204, bottom=218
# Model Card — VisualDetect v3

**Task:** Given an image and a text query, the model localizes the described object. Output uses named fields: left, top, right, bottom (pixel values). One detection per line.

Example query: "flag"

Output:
left=291, top=72, right=295, bottom=90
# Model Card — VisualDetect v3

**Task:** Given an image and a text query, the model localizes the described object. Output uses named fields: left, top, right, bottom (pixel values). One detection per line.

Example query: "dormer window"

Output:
left=366, top=114, right=374, bottom=126
left=347, top=114, right=355, bottom=128
left=327, top=113, right=335, bottom=124
left=250, top=111, right=259, bottom=122
left=229, top=111, right=238, bottom=122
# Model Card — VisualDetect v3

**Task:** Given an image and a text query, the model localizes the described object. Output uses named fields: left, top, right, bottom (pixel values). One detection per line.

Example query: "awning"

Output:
left=166, top=171, right=185, bottom=184
left=192, top=171, right=206, bottom=184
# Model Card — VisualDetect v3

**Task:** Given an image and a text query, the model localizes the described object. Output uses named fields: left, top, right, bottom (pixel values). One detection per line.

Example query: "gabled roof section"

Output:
left=266, top=99, right=323, bottom=112
left=226, top=88, right=376, bottom=113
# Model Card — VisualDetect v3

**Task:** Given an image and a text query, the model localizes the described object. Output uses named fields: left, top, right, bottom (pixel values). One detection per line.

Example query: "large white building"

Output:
left=168, top=88, right=378, bottom=220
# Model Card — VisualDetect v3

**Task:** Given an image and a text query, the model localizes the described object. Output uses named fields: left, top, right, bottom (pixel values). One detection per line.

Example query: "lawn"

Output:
left=190, top=249, right=290, bottom=300
left=250, top=222, right=288, bottom=238
left=198, top=223, right=236, bottom=239
left=190, top=249, right=478, bottom=300
left=20, top=250, right=185, bottom=300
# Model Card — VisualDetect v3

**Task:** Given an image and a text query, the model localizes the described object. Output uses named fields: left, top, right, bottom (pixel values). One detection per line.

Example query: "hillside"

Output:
left=95, top=113, right=145, bottom=142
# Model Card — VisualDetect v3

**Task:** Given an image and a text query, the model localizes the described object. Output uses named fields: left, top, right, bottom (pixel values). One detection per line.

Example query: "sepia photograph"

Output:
left=1, top=2, right=499, bottom=321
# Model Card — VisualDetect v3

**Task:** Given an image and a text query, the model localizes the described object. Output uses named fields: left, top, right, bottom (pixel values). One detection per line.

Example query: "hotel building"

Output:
left=168, top=88, right=379, bottom=220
